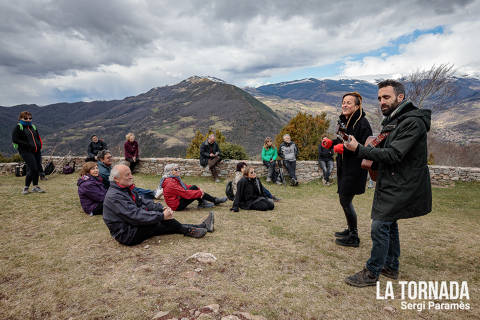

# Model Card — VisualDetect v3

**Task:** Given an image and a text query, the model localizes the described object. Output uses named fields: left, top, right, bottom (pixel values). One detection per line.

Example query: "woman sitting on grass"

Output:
left=232, top=162, right=280, bottom=201
left=77, top=161, right=107, bottom=216
left=158, top=163, right=227, bottom=211
left=231, top=166, right=274, bottom=212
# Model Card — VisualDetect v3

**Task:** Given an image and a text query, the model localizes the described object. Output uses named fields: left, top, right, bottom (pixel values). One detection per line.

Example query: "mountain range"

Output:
left=1, top=75, right=479, bottom=161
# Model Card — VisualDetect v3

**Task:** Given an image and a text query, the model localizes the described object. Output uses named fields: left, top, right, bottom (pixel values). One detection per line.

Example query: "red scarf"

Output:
left=116, top=183, right=136, bottom=202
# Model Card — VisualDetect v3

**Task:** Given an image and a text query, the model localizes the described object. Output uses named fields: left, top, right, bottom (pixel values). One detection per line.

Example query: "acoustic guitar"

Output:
left=361, top=136, right=377, bottom=181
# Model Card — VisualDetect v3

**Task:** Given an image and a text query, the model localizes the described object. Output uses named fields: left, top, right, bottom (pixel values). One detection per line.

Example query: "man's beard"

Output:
left=381, top=100, right=400, bottom=116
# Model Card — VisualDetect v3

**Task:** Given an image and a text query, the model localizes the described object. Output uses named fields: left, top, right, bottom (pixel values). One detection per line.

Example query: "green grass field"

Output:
left=0, top=174, right=478, bottom=319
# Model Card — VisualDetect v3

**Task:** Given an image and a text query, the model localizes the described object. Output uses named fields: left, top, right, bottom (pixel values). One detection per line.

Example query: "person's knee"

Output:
left=371, top=220, right=390, bottom=238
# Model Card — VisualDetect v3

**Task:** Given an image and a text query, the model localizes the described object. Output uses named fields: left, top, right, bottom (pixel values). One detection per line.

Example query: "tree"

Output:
left=275, top=112, right=330, bottom=160
left=186, top=128, right=247, bottom=160
left=404, top=64, right=457, bottom=109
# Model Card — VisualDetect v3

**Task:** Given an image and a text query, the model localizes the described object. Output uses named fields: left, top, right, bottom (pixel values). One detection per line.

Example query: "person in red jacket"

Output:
left=159, top=163, right=227, bottom=211
left=124, top=132, right=139, bottom=173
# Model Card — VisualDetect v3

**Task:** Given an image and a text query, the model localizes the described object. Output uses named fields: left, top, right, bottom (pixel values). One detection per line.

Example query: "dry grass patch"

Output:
left=0, top=174, right=479, bottom=319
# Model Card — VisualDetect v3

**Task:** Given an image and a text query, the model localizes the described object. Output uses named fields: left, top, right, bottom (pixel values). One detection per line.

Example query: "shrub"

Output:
left=0, top=153, right=23, bottom=163
left=186, top=128, right=246, bottom=160
left=275, top=112, right=330, bottom=160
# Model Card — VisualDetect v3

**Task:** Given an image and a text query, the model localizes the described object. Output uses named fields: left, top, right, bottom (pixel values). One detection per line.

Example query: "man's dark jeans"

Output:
left=283, top=160, right=297, bottom=180
left=366, top=220, right=400, bottom=277
left=319, top=159, right=334, bottom=182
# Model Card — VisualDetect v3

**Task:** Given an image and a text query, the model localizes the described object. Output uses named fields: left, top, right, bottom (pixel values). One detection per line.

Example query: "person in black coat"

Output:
left=199, top=134, right=221, bottom=182
left=86, top=135, right=108, bottom=162
left=11, top=111, right=46, bottom=194
left=332, top=92, right=372, bottom=247
left=230, top=166, right=274, bottom=212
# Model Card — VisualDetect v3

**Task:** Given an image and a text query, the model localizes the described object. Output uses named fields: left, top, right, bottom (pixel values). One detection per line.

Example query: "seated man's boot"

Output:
left=214, top=197, right=227, bottom=205
left=201, top=211, right=214, bottom=232
left=198, top=200, right=215, bottom=209
left=184, top=227, right=207, bottom=238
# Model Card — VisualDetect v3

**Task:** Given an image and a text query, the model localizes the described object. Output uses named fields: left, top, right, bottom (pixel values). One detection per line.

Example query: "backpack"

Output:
left=62, top=161, right=75, bottom=174
left=15, top=163, right=27, bottom=177
left=44, top=161, right=55, bottom=175
left=225, top=181, right=235, bottom=201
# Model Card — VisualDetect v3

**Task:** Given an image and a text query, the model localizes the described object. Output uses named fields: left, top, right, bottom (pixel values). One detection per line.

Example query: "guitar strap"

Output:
left=369, top=123, right=396, bottom=147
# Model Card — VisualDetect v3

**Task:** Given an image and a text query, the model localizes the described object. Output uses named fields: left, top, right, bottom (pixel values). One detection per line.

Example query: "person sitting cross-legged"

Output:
left=232, top=162, right=280, bottom=202
left=102, top=164, right=214, bottom=246
left=230, top=166, right=274, bottom=212
left=158, top=163, right=228, bottom=211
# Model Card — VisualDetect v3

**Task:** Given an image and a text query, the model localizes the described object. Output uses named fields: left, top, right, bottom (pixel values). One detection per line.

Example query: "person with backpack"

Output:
left=230, top=166, right=274, bottom=212
left=11, top=111, right=46, bottom=194
left=261, top=137, right=281, bottom=184
left=77, top=161, right=107, bottom=216
left=228, top=162, right=279, bottom=202
left=278, top=134, right=299, bottom=186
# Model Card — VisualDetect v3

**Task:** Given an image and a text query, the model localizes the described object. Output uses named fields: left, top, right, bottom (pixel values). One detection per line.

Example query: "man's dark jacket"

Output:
left=336, top=109, right=373, bottom=195
left=318, top=144, right=334, bottom=162
left=103, top=183, right=165, bottom=245
left=199, top=140, right=220, bottom=167
left=87, top=140, right=108, bottom=159
left=357, top=101, right=432, bottom=221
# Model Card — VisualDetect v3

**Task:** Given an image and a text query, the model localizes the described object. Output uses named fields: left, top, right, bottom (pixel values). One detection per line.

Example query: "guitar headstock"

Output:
left=336, top=120, right=349, bottom=141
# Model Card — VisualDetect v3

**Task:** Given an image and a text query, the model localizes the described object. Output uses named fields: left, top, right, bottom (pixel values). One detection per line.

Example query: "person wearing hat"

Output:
left=318, top=136, right=334, bottom=185
left=86, top=134, right=108, bottom=162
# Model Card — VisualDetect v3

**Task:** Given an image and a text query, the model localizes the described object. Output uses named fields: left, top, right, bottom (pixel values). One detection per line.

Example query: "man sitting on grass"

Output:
left=102, top=164, right=214, bottom=246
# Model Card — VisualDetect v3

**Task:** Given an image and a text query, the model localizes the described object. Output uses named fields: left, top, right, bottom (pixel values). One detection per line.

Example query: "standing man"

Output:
left=200, top=134, right=221, bottom=182
left=318, top=136, right=334, bottom=185
left=278, top=134, right=299, bottom=186
left=343, top=79, right=432, bottom=287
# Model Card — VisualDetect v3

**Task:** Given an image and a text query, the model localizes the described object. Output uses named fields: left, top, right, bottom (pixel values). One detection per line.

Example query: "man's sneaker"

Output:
left=202, top=211, right=214, bottom=232
left=198, top=201, right=214, bottom=209
left=214, top=197, right=227, bottom=205
left=335, top=232, right=360, bottom=247
left=334, top=228, right=350, bottom=237
left=266, top=177, right=272, bottom=182
left=22, top=187, right=29, bottom=195
left=322, top=179, right=327, bottom=185
left=381, top=266, right=399, bottom=280
left=345, top=268, right=378, bottom=287
left=276, top=180, right=282, bottom=185
left=184, top=227, right=207, bottom=238
left=31, top=186, right=45, bottom=193
left=215, top=178, right=220, bottom=183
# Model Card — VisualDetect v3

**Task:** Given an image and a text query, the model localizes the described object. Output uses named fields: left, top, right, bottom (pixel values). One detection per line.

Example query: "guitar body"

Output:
left=361, top=136, right=378, bottom=181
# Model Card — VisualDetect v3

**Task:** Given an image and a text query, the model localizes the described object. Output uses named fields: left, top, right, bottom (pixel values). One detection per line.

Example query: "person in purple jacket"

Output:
left=77, top=161, right=107, bottom=216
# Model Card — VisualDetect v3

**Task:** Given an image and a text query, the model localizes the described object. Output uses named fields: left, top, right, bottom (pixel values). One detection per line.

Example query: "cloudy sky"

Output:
left=1, top=0, right=479, bottom=106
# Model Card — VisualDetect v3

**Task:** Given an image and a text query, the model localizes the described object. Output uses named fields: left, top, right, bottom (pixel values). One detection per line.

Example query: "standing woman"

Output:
left=333, top=92, right=372, bottom=247
left=12, top=111, right=46, bottom=194
left=124, top=132, right=139, bottom=173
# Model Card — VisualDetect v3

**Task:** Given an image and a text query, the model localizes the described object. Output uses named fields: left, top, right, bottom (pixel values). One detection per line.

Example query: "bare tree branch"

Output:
left=404, top=64, right=457, bottom=110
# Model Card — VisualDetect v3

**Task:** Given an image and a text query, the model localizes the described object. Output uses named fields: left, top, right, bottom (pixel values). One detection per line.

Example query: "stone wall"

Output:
left=0, top=156, right=479, bottom=185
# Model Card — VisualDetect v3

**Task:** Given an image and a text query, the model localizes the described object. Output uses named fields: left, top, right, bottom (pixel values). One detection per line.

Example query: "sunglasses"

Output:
left=24, top=117, right=32, bottom=120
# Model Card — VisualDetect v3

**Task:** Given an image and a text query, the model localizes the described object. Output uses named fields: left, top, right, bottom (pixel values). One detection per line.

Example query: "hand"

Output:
left=270, top=159, right=273, bottom=162
left=133, top=157, right=136, bottom=162
left=94, top=156, right=97, bottom=160
left=163, top=207, right=174, bottom=220
left=200, top=190, right=205, bottom=197
left=344, top=135, right=359, bottom=151
left=210, top=153, right=214, bottom=157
